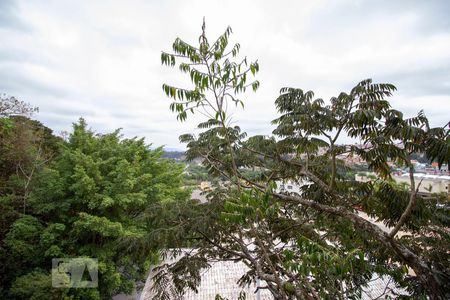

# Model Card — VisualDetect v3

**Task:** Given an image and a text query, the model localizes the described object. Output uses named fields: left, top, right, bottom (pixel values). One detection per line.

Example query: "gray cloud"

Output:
left=0, top=0, right=449, bottom=149
left=0, top=67, right=68, bottom=98
left=0, top=0, right=29, bottom=31
left=385, top=66, right=450, bottom=96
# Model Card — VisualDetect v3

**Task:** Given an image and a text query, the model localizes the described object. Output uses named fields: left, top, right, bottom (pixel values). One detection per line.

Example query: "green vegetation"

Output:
left=184, top=163, right=225, bottom=187
left=154, top=22, right=450, bottom=300
left=184, top=164, right=212, bottom=183
left=0, top=99, right=189, bottom=299
left=1, top=22, right=449, bottom=300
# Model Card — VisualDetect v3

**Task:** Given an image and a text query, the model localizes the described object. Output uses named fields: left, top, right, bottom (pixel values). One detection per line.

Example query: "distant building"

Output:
left=393, top=173, right=450, bottom=194
left=277, top=181, right=302, bottom=194
left=198, top=181, right=212, bottom=192
left=355, top=173, right=450, bottom=195
left=276, top=179, right=311, bottom=195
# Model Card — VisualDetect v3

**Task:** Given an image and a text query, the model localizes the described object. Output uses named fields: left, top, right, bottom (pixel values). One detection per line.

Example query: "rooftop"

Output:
left=141, top=253, right=406, bottom=299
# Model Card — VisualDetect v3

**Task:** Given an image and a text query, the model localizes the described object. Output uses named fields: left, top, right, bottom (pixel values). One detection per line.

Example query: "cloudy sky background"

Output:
left=1, top=0, right=449, bottom=149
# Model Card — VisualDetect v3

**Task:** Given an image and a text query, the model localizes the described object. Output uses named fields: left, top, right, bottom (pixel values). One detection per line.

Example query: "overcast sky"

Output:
left=1, top=0, right=449, bottom=149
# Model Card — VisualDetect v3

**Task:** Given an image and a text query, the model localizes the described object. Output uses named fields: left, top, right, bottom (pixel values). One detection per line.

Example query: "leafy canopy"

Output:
left=155, top=22, right=450, bottom=300
left=0, top=117, right=189, bottom=299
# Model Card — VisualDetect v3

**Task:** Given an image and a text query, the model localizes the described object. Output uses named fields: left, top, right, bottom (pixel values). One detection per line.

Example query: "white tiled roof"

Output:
left=182, top=261, right=273, bottom=300
left=141, top=259, right=272, bottom=300
left=141, top=253, right=407, bottom=300
left=361, top=275, right=408, bottom=299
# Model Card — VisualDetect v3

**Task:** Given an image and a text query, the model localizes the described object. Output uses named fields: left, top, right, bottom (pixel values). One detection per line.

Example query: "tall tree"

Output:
left=155, top=22, right=450, bottom=299
left=0, top=97, right=61, bottom=298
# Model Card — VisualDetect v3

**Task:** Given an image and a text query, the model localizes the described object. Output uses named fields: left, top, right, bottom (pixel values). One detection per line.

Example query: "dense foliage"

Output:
left=1, top=22, right=449, bottom=300
left=154, top=22, right=450, bottom=300
left=0, top=104, right=189, bottom=299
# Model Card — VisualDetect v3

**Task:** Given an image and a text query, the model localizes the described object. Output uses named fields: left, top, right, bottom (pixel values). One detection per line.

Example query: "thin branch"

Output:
left=388, top=163, right=421, bottom=238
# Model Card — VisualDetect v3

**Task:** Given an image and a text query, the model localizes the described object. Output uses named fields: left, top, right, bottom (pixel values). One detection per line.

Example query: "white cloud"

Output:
left=0, top=0, right=449, bottom=149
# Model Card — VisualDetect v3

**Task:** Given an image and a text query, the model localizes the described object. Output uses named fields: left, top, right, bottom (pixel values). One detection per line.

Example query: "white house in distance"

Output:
left=276, top=180, right=309, bottom=195
left=394, top=173, right=450, bottom=194
left=355, top=173, right=450, bottom=195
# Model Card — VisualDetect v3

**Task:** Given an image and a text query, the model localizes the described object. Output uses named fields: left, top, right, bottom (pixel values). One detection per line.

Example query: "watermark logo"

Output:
left=52, top=258, right=98, bottom=288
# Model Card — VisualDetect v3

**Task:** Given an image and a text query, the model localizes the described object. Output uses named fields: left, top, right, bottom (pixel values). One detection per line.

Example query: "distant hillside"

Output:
left=162, top=150, right=185, bottom=161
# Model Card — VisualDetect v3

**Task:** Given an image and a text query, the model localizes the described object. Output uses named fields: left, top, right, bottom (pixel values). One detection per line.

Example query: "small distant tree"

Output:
left=154, top=21, right=450, bottom=299
left=0, top=94, right=38, bottom=118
